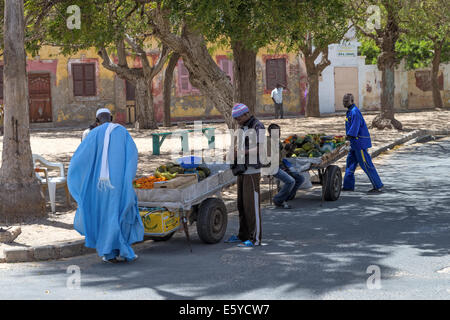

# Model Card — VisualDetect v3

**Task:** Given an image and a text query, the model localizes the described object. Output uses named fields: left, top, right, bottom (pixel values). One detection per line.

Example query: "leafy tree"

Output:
left=351, top=0, right=409, bottom=130
left=39, top=0, right=169, bottom=129
left=166, top=0, right=290, bottom=115
left=358, top=37, right=380, bottom=65
left=159, top=0, right=352, bottom=120
left=280, top=0, right=351, bottom=117
left=405, top=0, right=450, bottom=108
left=359, top=36, right=449, bottom=70
left=140, top=0, right=235, bottom=128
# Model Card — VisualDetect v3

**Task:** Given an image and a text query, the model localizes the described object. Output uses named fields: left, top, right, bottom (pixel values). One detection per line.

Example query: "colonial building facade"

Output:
left=0, top=43, right=448, bottom=128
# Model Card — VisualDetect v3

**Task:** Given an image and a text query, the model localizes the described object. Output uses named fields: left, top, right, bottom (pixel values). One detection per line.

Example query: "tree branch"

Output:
left=98, top=46, right=142, bottom=81
left=144, top=2, right=185, bottom=53
left=149, top=45, right=170, bottom=78
left=116, top=39, right=128, bottom=68
left=316, top=48, right=331, bottom=73
left=124, top=33, right=152, bottom=77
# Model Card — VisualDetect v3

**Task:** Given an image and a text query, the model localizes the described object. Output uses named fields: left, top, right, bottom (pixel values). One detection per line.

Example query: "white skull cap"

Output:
left=96, top=108, right=111, bottom=117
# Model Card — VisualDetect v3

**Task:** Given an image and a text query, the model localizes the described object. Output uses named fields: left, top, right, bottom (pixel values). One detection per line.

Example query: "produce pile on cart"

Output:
left=133, top=161, right=212, bottom=189
left=284, top=133, right=346, bottom=158
left=283, top=134, right=350, bottom=202
left=133, top=156, right=236, bottom=245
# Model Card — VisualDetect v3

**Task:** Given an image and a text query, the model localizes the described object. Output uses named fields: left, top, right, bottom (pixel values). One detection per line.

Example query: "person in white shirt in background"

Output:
left=271, top=83, right=288, bottom=119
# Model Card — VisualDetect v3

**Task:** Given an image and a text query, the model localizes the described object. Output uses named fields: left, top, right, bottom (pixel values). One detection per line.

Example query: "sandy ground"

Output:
left=0, top=109, right=449, bottom=251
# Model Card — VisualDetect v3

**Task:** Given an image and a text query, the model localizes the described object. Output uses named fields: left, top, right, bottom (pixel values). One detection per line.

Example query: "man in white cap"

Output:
left=81, top=108, right=113, bottom=141
left=68, top=107, right=144, bottom=263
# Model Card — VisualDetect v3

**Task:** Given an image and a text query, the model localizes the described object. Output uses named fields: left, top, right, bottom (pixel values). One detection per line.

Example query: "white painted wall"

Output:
left=317, top=41, right=363, bottom=114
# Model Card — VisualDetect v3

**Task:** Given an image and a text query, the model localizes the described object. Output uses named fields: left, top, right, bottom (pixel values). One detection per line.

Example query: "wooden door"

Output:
left=334, top=67, right=359, bottom=111
left=266, top=58, right=287, bottom=91
left=28, top=73, right=52, bottom=122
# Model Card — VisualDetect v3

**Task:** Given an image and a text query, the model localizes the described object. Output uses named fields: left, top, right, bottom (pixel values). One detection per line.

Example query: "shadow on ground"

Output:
left=11, top=138, right=450, bottom=299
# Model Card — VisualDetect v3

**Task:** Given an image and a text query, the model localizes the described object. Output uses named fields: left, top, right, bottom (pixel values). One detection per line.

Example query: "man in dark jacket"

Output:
left=225, top=103, right=264, bottom=247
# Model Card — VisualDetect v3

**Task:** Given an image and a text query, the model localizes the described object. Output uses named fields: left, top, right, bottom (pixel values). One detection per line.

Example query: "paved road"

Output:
left=0, top=137, right=449, bottom=300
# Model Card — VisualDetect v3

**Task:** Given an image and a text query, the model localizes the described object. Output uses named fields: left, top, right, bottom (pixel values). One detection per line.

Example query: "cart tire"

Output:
left=145, top=231, right=176, bottom=242
left=196, top=198, right=228, bottom=244
left=323, top=165, right=342, bottom=201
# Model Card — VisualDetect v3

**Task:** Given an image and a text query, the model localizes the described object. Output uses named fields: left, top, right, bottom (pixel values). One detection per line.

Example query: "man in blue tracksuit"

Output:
left=342, top=93, right=384, bottom=194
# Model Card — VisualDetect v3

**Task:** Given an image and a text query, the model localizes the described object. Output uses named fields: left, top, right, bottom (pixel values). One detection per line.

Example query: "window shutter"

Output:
left=84, top=64, right=95, bottom=80
left=83, top=64, right=96, bottom=96
left=227, top=59, right=234, bottom=81
left=72, top=64, right=83, bottom=80
left=178, top=59, right=199, bottom=93
left=84, top=80, right=96, bottom=96
left=266, top=59, right=278, bottom=91
left=266, top=58, right=286, bottom=91
left=219, top=58, right=233, bottom=83
left=72, top=63, right=96, bottom=96
left=277, top=59, right=287, bottom=86
left=178, top=59, right=190, bottom=93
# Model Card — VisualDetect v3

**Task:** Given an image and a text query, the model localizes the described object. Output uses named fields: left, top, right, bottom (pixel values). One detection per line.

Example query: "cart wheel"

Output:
left=196, top=198, right=228, bottom=244
left=323, top=165, right=342, bottom=201
left=145, top=231, right=176, bottom=242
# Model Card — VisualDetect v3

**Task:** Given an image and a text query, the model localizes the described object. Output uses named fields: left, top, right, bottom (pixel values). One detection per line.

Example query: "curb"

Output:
left=1, top=129, right=448, bottom=263
left=1, top=240, right=95, bottom=264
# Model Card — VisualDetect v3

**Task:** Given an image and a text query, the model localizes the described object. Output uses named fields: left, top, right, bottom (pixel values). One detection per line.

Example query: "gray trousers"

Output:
left=274, top=103, right=283, bottom=119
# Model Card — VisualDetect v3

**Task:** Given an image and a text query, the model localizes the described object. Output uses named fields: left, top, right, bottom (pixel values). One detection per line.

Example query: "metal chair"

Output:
left=32, top=154, right=71, bottom=213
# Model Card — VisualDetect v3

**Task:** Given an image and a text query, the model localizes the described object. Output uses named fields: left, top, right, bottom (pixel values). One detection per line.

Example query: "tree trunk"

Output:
left=0, top=0, right=46, bottom=222
left=232, top=41, right=257, bottom=114
left=180, top=31, right=234, bottom=128
left=150, top=17, right=234, bottom=128
left=431, top=40, right=443, bottom=109
left=306, top=72, right=321, bottom=117
left=372, top=6, right=402, bottom=130
left=163, top=52, right=180, bottom=127
left=99, top=42, right=169, bottom=131
left=135, top=77, right=158, bottom=130
left=304, top=55, right=321, bottom=117
left=372, top=61, right=402, bottom=130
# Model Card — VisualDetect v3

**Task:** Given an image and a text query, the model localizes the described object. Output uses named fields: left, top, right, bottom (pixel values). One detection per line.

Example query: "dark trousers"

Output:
left=237, top=173, right=262, bottom=245
left=275, top=103, right=283, bottom=119
left=343, top=148, right=383, bottom=190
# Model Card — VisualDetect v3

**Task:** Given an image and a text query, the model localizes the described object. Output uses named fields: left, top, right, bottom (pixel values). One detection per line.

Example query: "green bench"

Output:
left=151, top=127, right=216, bottom=156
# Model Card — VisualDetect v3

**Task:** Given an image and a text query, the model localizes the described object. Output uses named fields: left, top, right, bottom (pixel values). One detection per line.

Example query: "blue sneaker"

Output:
left=224, top=235, right=241, bottom=243
left=237, top=240, right=254, bottom=247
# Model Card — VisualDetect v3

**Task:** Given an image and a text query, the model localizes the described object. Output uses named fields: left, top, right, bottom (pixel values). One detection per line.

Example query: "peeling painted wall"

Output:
left=360, top=61, right=450, bottom=111
left=170, top=48, right=303, bottom=121
left=407, top=69, right=444, bottom=109
left=29, top=45, right=304, bottom=125
left=256, top=51, right=302, bottom=116
left=21, top=47, right=120, bottom=127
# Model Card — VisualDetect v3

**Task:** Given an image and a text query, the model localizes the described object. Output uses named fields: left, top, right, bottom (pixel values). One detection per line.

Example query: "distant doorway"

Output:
left=334, top=67, right=359, bottom=111
left=125, top=80, right=136, bottom=124
left=28, top=73, right=52, bottom=123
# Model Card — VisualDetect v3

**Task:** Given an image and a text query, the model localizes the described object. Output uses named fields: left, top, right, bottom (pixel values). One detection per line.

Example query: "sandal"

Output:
left=237, top=240, right=254, bottom=247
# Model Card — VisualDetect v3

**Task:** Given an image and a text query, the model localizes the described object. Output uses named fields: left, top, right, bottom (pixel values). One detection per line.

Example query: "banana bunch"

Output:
left=155, top=170, right=178, bottom=180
